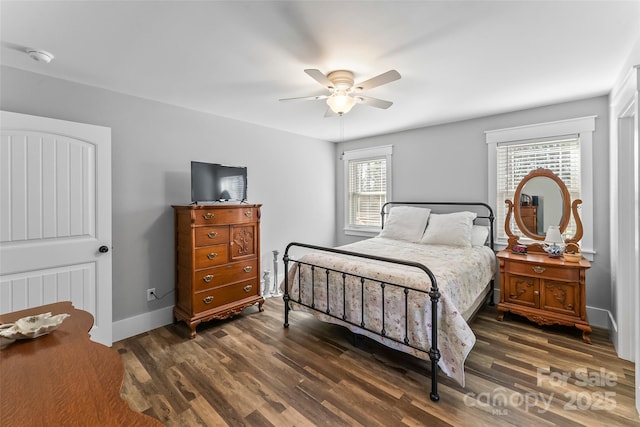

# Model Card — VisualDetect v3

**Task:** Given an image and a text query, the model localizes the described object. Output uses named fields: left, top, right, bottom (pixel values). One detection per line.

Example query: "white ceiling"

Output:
left=1, top=1, right=639, bottom=142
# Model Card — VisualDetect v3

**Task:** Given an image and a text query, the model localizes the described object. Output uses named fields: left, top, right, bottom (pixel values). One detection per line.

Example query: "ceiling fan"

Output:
left=279, top=69, right=401, bottom=116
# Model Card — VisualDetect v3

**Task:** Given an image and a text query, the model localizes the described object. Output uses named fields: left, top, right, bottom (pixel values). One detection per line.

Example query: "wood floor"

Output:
left=114, top=298, right=638, bottom=426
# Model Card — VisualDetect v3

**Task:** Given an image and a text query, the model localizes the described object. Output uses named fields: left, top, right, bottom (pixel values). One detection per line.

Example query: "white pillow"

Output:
left=471, top=225, right=490, bottom=247
left=420, top=211, right=477, bottom=247
left=379, top=206, right=431, bottom=243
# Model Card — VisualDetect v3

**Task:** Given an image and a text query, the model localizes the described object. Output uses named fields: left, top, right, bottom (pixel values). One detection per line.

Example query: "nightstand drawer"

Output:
left=506, top=261, right=578, bottom=282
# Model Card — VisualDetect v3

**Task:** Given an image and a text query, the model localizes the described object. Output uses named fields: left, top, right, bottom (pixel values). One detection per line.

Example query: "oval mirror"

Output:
left=518, top=176, right=565, bottom=236
left=513, top=169, right=570, bottom=241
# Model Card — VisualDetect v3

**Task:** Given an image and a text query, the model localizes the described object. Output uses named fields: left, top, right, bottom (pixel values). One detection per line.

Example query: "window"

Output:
left=496, top=136, right=581, bottom=239
left=343, top=145, right=392, bottom=235
left=486, top=116, right=596, bottom=257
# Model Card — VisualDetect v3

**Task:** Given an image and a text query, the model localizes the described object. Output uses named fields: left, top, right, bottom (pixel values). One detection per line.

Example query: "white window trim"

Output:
left=343, top=145, right=393, bottom=237
left=486, top=116, right=596, bottom=260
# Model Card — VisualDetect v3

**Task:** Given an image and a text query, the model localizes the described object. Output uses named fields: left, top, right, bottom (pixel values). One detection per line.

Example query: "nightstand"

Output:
left=496, top=250, right=592, bottom=343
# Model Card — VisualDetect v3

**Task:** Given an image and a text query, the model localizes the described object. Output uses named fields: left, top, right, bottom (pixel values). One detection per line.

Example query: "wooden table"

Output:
left=0, top=302, right=161, bottom=426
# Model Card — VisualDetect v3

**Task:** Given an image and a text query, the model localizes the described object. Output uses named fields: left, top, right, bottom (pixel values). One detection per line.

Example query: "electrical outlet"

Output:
left=147, top=288, right=156, bottom=302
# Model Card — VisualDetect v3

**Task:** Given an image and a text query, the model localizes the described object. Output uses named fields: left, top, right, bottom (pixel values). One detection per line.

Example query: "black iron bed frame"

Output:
left=282, top=202, right=495, bottom=402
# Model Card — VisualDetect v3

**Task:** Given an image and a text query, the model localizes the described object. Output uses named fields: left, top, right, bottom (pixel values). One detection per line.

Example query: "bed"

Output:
left=282, top=202, right=496, bottom=402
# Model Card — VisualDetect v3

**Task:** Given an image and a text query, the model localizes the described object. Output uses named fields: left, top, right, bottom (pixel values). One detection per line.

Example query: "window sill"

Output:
left=344, top=228, right=380, bottom=238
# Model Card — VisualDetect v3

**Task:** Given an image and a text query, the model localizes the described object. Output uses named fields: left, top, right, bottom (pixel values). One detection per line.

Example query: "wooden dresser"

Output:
left=496, top=250, right=592, bottom=343
left=0, top=302, right=161, bottom=426
left=519, top=205, right=537, bottom=233
left=173, top=204, right=264, bottom=338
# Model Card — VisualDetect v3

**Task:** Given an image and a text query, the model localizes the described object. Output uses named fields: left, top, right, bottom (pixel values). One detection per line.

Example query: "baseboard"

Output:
left=112, top=305, right=175, bottom=343
left=112, top=293, right=613, bottom=344
left=586, top=305, right=611, bottom=330
left=609, top=310, right=619, bottom=355
left=112, top=278, right=275, bottom=344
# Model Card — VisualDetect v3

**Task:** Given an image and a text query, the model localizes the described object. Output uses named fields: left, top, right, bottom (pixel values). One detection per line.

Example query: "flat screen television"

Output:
left=191, top=161, right=248, bottom=203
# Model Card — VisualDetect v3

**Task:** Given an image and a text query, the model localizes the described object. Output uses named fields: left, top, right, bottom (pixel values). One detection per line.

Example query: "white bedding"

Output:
left=284, top=237, right=497, bottom=387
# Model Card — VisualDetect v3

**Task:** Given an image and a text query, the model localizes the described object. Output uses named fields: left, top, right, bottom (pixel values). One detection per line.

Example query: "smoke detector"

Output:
left=26, top=49, right=54, bottom=63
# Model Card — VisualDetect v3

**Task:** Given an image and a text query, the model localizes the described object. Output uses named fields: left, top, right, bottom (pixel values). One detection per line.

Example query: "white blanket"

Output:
left=284, top=237, right=496, bottom=387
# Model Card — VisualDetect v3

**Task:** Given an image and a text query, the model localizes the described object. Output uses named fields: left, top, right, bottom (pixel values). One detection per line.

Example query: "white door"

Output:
left=0, top=111, right=112, bottom=346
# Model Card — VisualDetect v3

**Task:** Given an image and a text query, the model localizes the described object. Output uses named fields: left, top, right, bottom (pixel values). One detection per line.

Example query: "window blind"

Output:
left=496, top=136, right=580, bottom=239
left=348, top=157, right=387, bottom=227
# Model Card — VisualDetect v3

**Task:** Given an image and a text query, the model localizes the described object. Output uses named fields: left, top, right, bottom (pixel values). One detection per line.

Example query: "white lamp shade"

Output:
left=326, top=91, right=356, bottom=115
left=544, top=226, right=563, bottom=245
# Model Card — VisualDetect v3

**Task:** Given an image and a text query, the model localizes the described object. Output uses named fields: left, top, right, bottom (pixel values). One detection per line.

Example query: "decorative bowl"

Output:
left=0, top=325, right=16, bottom=349
left=563, top=252, right=583, bottom=263
left=543, top=244, right=564, bottom=258
left=0, top=312, right=70, bottom=349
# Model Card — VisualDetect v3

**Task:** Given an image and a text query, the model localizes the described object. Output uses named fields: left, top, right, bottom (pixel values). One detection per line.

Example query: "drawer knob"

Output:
left=243, top=266, right=252, bottom=273
left=203, top=296, right=214, bottom=304
left=534, top=290, right=539, bottom=295
left=207, top=253, right=218, bottom=260
left=203, top=213, right=214, bottom=220
left=243, top=285, right=253, bottom=292
left=207, top=231, right=218, bottom=238
left=244, top=211, right=252, bottom=217
left=203, top=274, right=214, bottom=283
left=532, top=266, right=546, bottom=274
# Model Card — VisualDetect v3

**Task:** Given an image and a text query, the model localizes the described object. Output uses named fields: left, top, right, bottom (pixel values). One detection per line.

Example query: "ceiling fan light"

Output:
left=326, top=92, right=356, bottom=115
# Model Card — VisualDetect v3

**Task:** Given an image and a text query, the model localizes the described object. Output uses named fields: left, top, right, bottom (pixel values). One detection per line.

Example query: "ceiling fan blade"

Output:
left=356, top=95, right=393, bottom=109
left=354, top=70, right=401, bottom=91
left=279, top=94, right=328, bottom=102
left=304, top=69, right=334, bottom=88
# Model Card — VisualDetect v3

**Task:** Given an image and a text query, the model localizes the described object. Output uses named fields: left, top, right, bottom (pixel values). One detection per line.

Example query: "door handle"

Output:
left=99, top=245, right=109, bottom=253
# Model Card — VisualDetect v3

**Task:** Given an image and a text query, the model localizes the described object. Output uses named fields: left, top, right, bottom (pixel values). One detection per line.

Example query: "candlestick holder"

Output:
left=270, top=250, right=282, bottom=297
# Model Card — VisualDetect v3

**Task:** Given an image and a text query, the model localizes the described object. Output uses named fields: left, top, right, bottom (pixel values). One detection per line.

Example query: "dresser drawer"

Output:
left=194, top=208, right=257, bottom=226
left=194, top=226, right=229, bottom=247
left=193, top=260, right=258, bottom=292
left=194, top=245, right=229, bottom=269
left=506, top=261, right=578, bottom=282
left=193, top=279, right=259, bottom=314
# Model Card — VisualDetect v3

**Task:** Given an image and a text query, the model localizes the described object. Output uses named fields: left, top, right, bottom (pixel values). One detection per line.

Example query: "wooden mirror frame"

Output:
left=505, top=168, right=584, bottom=252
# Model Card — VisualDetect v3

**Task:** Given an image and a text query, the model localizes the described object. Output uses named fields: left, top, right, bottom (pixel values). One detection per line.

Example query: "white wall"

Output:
left=335, top=96, right=611, bottom=317
left=0, top=66, right=336, bottom=333
left=608, top=34, right=640, bottom=416
left=0, top=65, right=617, bottom=337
